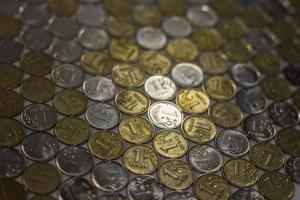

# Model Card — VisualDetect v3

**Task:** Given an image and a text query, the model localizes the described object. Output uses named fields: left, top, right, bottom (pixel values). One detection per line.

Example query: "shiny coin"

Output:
left=162, top=16, right=192, bottom=38
left=165, top=192, right=196, bottom=200
left=139, top=50, right=171, bottom=75
left=49, top=17, right=79, bottom=39
left=171, top=63, right=203, bottom=87
left=78, top=28, right=109, bottom=50
left=276, top=128, right=300, bottom=156
left=230, top=63, right=260, bottom=87
left=0, top=179, right=26, bottom=200
left=203, top=76, right=236, bottom=101
left=22, top=27, right=51, bottom=50
left=253, top=51, right=282, bottom=76
left=51, top=64, right=83, bottom=88
left=192, top=28, right=223, bottom=51
left=0, top=89, right=23, bottom=117
left=198, top=51, right=230, bottom=75
left=77, top=4, right=106, bottom=27
left=0, top=63, right=23, bottom=89
left=133, top=5, right=162, bottom=26
left=166, top=38, right=198, bottom=62
left=285, top=156, right=300, bottom=183
left=230, top=189, right=265, bottom=200
left=83, top=76, right=116, bottom=101
left=144, top=75, right=176, bottom=100
left=236, top=89, right=267, bottom=114
left=284, top=64, right=300, bottom=86
left=51, top=40, right=81, bottom=63
left=109, top=40, right=139, bottom=62
left=0, top=40, right=23, bottom=63
left=106, top=16, right=135, bottom=38
left=48, top=0, right=78, bottom=16
left=260, top=76, right=291, bottom=101
left=0, top=15, right=22, bottom=39
left=223, top=40, right=252, bottom=63
left=80, top=51, right=113, bottom=76
left=98, top=194, right=128, bottom=200
left=187, top=5, right=218, bottom=27
left=112, top=64, right=145, bottom=88
left=136, top=27, right=166, bottom=50
left=0, top=148, right=26, bottom=178
left=0, top=118, right=24, bottom=147
left=217, top=18, right=247, bottom=39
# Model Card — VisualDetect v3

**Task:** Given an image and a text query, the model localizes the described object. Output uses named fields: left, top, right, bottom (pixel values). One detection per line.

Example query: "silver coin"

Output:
left=91, top=161, right=129, bottom=192
left=78, top=28, right=109, bottom=50
left=49, top=17, right=79, bottom=39
left=51, top=40, right=82, bottom=63
left=245, top=29, right=277, bottom=51
left=147, top=101, right=183, bottom=129
left=98, top=194, right=128, bottom=200
left=188, top=0, right=211, bottom=4
left=230, top=63, right=261, bottom=87
left=236, top=89, right=267, bottom=114
left=0, top=148, right=26, bottom=178
left=134, top=0, right=156, bottom=4
left=165, top=192, right=197, bottom=200
left=85, top=102, right=120, bottom=129
left=20, top=4, right=50, bottom=26
left=51, top=64, right=84, bottom=88
left=58, top=178, right=97, bottom=200
left=144, top=75, right=176, bottom=101
left=22, top=27, right=51, bottom=50
left=56, top=146, right=93, bottom=176
left=187, top=5, right=218, bottom=27
left=22, top=132, right=59, bottom=161
left=171, top=63, right=204, bottom=87
left=268, top=101, right=300, bottom=128
left=21, top=103, right=57, bottom=131
left=0, top=40, right=23, bottom=63
left=215, top=129, right=250, bottom=157
left=127, top=176, right=165, bottom=200
left=83, top=76, right=116, bottom=101
left=285, top=156, right=300, bottom=183
left=77, top=4, right=107, bottom=27
left=230, top=189, right=265, bottom=200
left=0, top=0, right=21, bottom=15
left=162, top=16, right=192, bottom=38
left=136, top=27, right=167, bottom=50
left=188, top=144, right=223, bottom=173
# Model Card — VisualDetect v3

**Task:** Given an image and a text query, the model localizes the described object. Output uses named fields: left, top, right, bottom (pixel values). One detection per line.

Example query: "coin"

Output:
left=22, top=27, right=51, bottom=50
left=153, top=130, right=188, bottom=158
left=80, top=51, right=113, bottom=76
left=1, top=39, right=22, bottom=64
left=102, top=0, right=133, bottom=16
left=253, top=51, right=282, bottom=76
left=230, top=189, right=265, bottom=200
left=77, top=4, right=107, bottom=27
left=83, top=76, right=116, bottom=101
left=269, top=20, right=297, bottom=41
left=188, top=144, right=223, bottom=173
left=241, top=6, right=268, bottom=28
left=211, top=0, right=239, bottom=17
left=236, top=89, right=267, bottom=114
left=0, top=89, right=23, bottom=117
left=119, top=116, right=154, bottom=144
left=139, top=50, right=171, bottom=75
left=78, top=28, right=109, bottom=50
left=51, top=40, right=82, bottom=63
left=203, top=76, right=236, bottom=101
left=230, top=63, right=260, bottom=88
left=98, top=194, right=128, bottom=200
left=165, top=192, right=196, bottom=200
left=260, top=76, right=291, bottom=101
left=0, top=148, right=26, bottom=178
left=192, top=28, right=223, bottom=51
left=166, top=38, right=198, bottom=62
left=144, top=75, right=176, bottom=100
left=0, top=15, right=22, bottom=39
left=276, top=128, right=300, bottom=156
left=48, top=0, right=78, bottom=16
left=112, top=64, right=145, bottom=88
left=285, top=156, right=300, bottom=183
left=171, top=63, right=204, bottom=87
left=88, top=130, right=124, bottom=160
left=217, top=18, right=247, bottom=39
left=133, top=5, right=162, bottom=26
left=51, top=64, right=83, bottom=88
left=198, top=52, right=230, bottom=75
left=245, top=29, right=277, bottom=52
left=162, top=16, right=192, bottom=38
left=284, top=64, right=300, bottom=86
left=49, top=17, right=79, bottom=39
left=0, top=118, right=25, bottom=147
left=30, top=195, right=56, bottom=200
left=136, top=27, right=167, bottom=50
left=187, top=5, right=218, bottom=27
left=123, top=145, right=159, bottom=175
left=223, top=40, right=252, bottom=63
left=277, top=39, right=300, bottom=64
left=0, top=179, right=26, bottom=200
left=21, top=5, right=50, bottom=27
left=158, top=0, right=187, bottom=16
left=106, top=16, right=135, bottom=38
left=109, top=39, right=139, bottom=62
left=292, top=90, right=300, bottom=110
left=0, top=63, right=23, bottom=89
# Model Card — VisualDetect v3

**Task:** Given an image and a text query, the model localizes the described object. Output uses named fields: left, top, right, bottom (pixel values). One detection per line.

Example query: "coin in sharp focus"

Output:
left=0, top=118, right=25, bottom=147
left=109, top=39, right=139, bottom=62
left=133, top=5, right=162, bottom=26
left=91, top=161, right=129, bottom=192
left=171, top=63, right=204, bottom=87
left=285, top=156, right=300, bottom=183
left=139, top=50, right=171, bottom=75
left=153, top=130, right=188, bottom=158
left=51, top=40, right=82, bottom=63
left=56, top=146, right=93, bottom=176
left=22, top=162, right=61, bottom=194
left=136, top=27, right=167, bottom=50
left=199, top=51, right=230, bottom=75
left=88, top=130, right=124, bottom=160
left=48, top=0, right=78, bottom=16
left=162, top=16, right=192, bottom=38
left=0, top=179, right=26, bottom=200
left=0, top=63, right=23, bottom=89
left=0, top=148, right=26, bottom=178
left=192, top=28, right=223, bottom=51
left=260, top=76, right=291, bottom=101
left=112, top=64, right=145, bottom=88
left=77, top=4, right=107, bottom=27
left=80, top=51, right=113, bottom=76
left=144, top=75, right=176, bottom=100
left=30, top=195, right=56, bottom=200
left=127, top=175, right=164, bottom=200
left=276, top=128, right=300, bottom=156
left=217, top=18, right=247, bottom=39
left=21, top=103, right=57, bottom=131
left=0, top=89, right=23, bottom=117
left=165, top=192, right=197, bottom=200
left=236, top=89, right=267, bottom=114
left=78, top=28, right=109, bottom=50
left=0, top=15, right=22, bottom=39
left=22, top=27, right=51, bottom=50
left=258, top=171, right=294, bottom=200
left=230, top=189, right=265, bottom=200
left=98, top=193, right=128, bottom=200
left=51, top=64, right=83, bottom=88
left=83, top=76, right=116, bottom=101
left=123, top=145, right=159, bottom=175
left=188, top=144, right=223, bottom=173
left=148, top=101, right=183, bottom=129
left=21, top=5, right=49, bottom=26
left=106, top=16, right=135, bottom=38
left=253, top=51, right=282, bottom=76
left=284, top=64, right=300, bottom=86
left=166, top=38, right=198, bottom=62
left=0, top=40, right=23, bottom=63
left=119, top=116, right=154, bottom=144
left=49, top=17, right=79, bottom=39
left=230, top=63, right=260, bottom=88
left=223, top=40, right=252, bottom=63
left=187, top=5, right=218, bottom=27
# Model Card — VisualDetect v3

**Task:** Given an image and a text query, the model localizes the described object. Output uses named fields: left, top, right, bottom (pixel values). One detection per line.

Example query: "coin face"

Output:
left=112, top=64, right=145, bottom=88
left=223, top=40, right=252, bottom=62
left=171, top=63, right=204, bottom=87
left=106, top=17, right=135, bottom=38
left=246, top=29, right=277, bottom=51
left=139, top=50, right=171, bottom=75
left=260, top=76, right=291, bottom=101
left=285, top=156, right=300, bottom=183
left=144, top=75, right=176, bottom=100
left=136, top=27, right=167, bottom=50
left=0, top=15, right=22, bottom=39
left=162, top=16, right=192, bottom=38
left=22, top=28, right=51, bottom=50
left=0, top=148, right=26, bottom=178
left=253, top=51, right=282, bottom=76
left=166, top=38, right=198, bottom=62
left=236, top=89, right=267, bottom=114
left=49, top=17, right=79, bottom=39
left=276, top=128, right=300, bottom=156
left=0, top=89, right=24, bottom=117
left=230, top=63, right=261, bottom=87
left=165, top=192, right=196, bottom=200
left=192, top=28, right=223, bottom=51
left=48, top=0, right=78, bottom=16
left=77, top=4, right=106, bottom=27
left=109, top=40, right=139, bottom=62
left=51, top=40, right=82, bottom=63
left=187, top=5, right=218, bottom=27
left=198, top=52, right=230, bottom=75
left=230, top=189, right=265, bottom=200
left=0, top=179, right=26, bottom=200
left=80, top=51, right=113, bottom=76
left=217, top=18, right=247, bottom=39
left=133, top=5, right=162, bottom=26
left=0, top=63, right=23, bottom=89
left=78, top=28, right=109, bottom=50
left=0, top=118, right=25, bottom=147
left=51, top=63, right=83, bottom=88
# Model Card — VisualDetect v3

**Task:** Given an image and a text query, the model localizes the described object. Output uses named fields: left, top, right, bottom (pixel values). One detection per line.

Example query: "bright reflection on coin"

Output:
left=230, top=63, right=261, bottom=87
left=171, top=63, right=204, bottom=87
left=162, top=16, right=192, bottom=38
left=136, top=27, right=167, bottom=50
left=83, top=76, right=116, bottom=101
left=187, top=5, right=218, bottom=27
left=144, top=75, right=176, bottom=100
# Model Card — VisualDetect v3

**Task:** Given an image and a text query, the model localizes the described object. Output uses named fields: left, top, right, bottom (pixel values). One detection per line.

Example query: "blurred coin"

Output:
left=0, top=118, right=24, bottom=147
left=230, top=189, right=265, bottom=200
left=133, top=5, right=162, bottom=26
left=109, top=40, right=139, bottom=62
left=0, top=40, right=23, bottom=63
left=217, top=18, right=247, bottom=39
left=245, top=29, right=277, bottom=51
left=0, top=179, right=26, bottom=200
left=136, top=27, right=166, bottom=50
left=0, top=89, right=23, bottom=117
left=187, top=5, right=218, bottom=27
left=236, top=89, right=267, bottom=114
left=144, top=75, right=176, bottom=100
left=203, top=76, right=236, bottom=101
left=230, top=63, right=260, bottom=87
left=49, top=17, right=79, bottom=39
left=76, top=4, right=106, bottom=27
left=198, top=51, right=230, bottom=75
left=99, top=194, right=128, bottom=200
left=140, top=50, right=171, bottom=75
left=83, top=76, right=116, bottom=101
left=283, top=64, right=300, bottom=86
left=223, top=40, right=252, bottom=63
left=48, top=0, right=78, bottom=16
left=162, top=16, right=192, bottom=38
left=0, top=148, right=26, bottom=178
left=80, top=51, right=113, bottom=76
left=192, top=28, right=223, bottom=51
left=51, top=64, right=83, bottom=88
left=171, top=63, right=203, bottom=87
left=22, top=28, right=51, bottom=50
left=0, top=15, right=22, bottom=39
left=0, top=0, right=21, bottom=15
left=79, top=28, right=109, bottom=50
left=165, top=192, right=196, bottom=200
left=106, top=17, right=135, bottom=38
left=253, top=51, right=282, bottom=76
left=166, top=38, right=198, bottom=62
left=158, top=0, right=187, bottom=16
left=51, top=40, right=82, bottom=63
left=276, top=128, right=300, bottom=156
left=285, top=156, right=300, bottom=183
left=0, top=63, right=23, bottom=89
left=21, top=5, right=50, bottom=26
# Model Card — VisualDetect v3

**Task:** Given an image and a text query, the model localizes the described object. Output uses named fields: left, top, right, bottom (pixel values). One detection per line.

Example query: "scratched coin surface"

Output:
left=0, top=148, right=26, bottom=178
left=171, top=63, right=204, bottom=87
left=144, top=75, right=177, bottom=100
left=285, top=156, right=300, bottom=183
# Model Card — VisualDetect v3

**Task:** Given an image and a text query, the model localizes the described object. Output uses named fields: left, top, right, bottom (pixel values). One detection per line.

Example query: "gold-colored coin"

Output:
left=22, top=162, right=61, bottom=194
left=217, top=18, right=247, bottom=39
left=153, top=130, right=188, bottom=158
left=203, top=76, right=236, bottom=101
left=0, top=63, right=23, bottom=89
left=209, top=102, right=243, bottom=128
left=260, top=76, right=291, bottom=101
left=192, top=28, right=224, bottom=51
left=20, top=51, right=54, bottom=76
left=249, top=143, right=285, bottom=171
left=106, top=17, right=135, bottom=38
left=158, top=159, right=193, bottom=190
left=198, top=52, right=230, bottom=75
left=258, top=171, right=294, bottom=200
left=222, top=158, right=259, bottom=188
left=115, top=89, right=150, bottom=115
left=48, top=0, right=78, bottom=16
left=166, top=38, right=198, bottom=62
left=133, top=5, right=162, bottom=26
left=119, top=116, right=154, bottom=144
left=158, top=0, right=187, bottom=16
left=269, top=20, right=297, bottom=41
left=20, top=76, right=55, bottom=103
left=0, top=179, right=26, bottom=200
left=0, top=89, right=24, bottom=117
left=253, top=51, right=282, bottom=76
left=176, top=88, right=210, bottom=114
left=30, top=195, right=56, bottom=200
left=88, top=130, right=124, bottom=160
left=193, top=174, right=230, bottom=200
left=80, top=51, right=113, bottom=76
left=0, top=118, right=24, bottom=147
left=211, top=0, right=238, bottom=17
left=0, top=15, right=22, bottom=39
left=181, top=115, right=217, bottom=143
left=276, top=128, right=300, bottom=156
left=139, top=50, right=171, bottom=75
left=103, top=0, right=133, bottom=16
left=241, top=6, right=269, bottom=28
left=277, top=39, right=300, bottom=64
left=223, top=40, right=252, bottom=63
left=109, top=39, right=139, bottom=62
left=54, top=117, right=91, bottom=145
left=53, top=89, right=87, bottom=116
left=123, top=145, right=159, bottom=175
left=292, top=90, right=300, bottom=110
left=111, top=64, right=145, bottom=88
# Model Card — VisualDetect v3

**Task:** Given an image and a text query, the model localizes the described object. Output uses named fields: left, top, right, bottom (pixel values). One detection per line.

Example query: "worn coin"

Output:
left=223, top=40, right=252, bottom=63
left=0, top=63, right=23, bottom=89
left=192, top=28, right=223, bottom=51
left=51, top=40, right=82, bottom=63
left=80, top=51, right=113, bottom=76
left=102, top=0, right=133, bottom=16
left=106, top=16, right=135, bottom=38
left=78, top=28, right=109, bottom=50
left=171, top=63, right=204, bottom=87
left=162, top=16, right=192, bottom=38
left=230, top=189, right=265, bottom=200
left=0, top=118, right=25, bottom=147
left=49, top=17, right=79, bottom=39
left=260, top=76, right=291, bottom=101
left=187, top=5, right=218, bottom=27
left=98, top=194, right=128, bottom=200
left=166, top=38, right=198, bottom=62
left=139, top=50, right=171, bottom=75
left=77, top=4, right=106, bottom=27
left=285, top=156, right=300, bottom=183
left=144, top=75, right=176, bottom=100
left=0, top=179, right=26, bottom=200
left=165, top=192, right=196, bottom=200
left=0, top=89, right=23, bottom=117
left=112, top=64, right=145, bottom=88
left=109, top=40, right=139, bottom=62
left=48, top=0, right=78, bottom=16
left=0, top=40, right=23, bottom=63
left=230, top=63, right=260, bottom=87
left=253, top=51, right=282, bottom=76
left=83, top=76, right=116, bottom=101
left=22, top=27, right=51, bottom=50
left=217, top=18, right=247, bottom=39
left=136, top=27, right=166, bottom=50
left=276, top=128, right=300, bottom=156
left=199, top=51, right=230, bottom=75
left=0, top=148, right=26, bottom=178
left=236, top=89, right=267, bottom=114
left=133, top=5, right=161, bottom=26
left=51, top=64, right=83, bottom=88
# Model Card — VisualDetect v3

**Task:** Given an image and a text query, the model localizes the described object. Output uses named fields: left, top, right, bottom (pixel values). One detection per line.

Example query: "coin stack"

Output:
left=0, top=0, right=300, bottom=200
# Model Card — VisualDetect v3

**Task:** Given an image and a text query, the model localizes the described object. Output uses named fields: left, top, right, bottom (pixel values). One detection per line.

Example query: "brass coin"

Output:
left=80, top=51, right=113, bottom=76
left=249, top=143, right=285, bottom=171
left=166, top=38, right=198, bottom=62
left=115, top=89, right=150, bottom=115
left=0, top=89, right=23, bottom=117
left=253, top=51, right=282, bottom=76
left=241, top=6, right=268, bottom=28
left=106, top=17, right=135, bottom=38
left=222, top=158, right=259, bottom=188
left=0, top=63, right=23, bottom=89
left=292, top=90, right=300, bottom=110
left=20, top=76, right=55, bottom=103
left=258, top=171, right=294, bottom=200
left=109, top=39, right=139, bottom=62
left=139, top=50, right=171, bottom=75
left=176, top=88, right=210, bottom=114
left=193, top=174, right=230, bottom=200
left=276, top=128, right=300, bottom=156
left=217, top=18, right=247, bottom=39
left=48, top=0, right=78, bottom=16
left=119, top=116, right=154, bottom=144
left=158, top=0, right=187, bottom=16
left=30, top=195, right=56, bottom=200
left=133, top=5, right=162, bottom=26
left=53, top=89, right=87, bottom=116
left=111, top=64, right=145, bottom=88
left=123, top=145, right=159, bottom=175
left=209, top=102, right=243, bottom=128
left=211, top=0, right=239, bottom=17
left=260, top=76, right=291, bottom=101
left=181, top=115, right=217, bottom=143
left=0, top=179, right=26, bottom=200
left=22, top=162, right=61, bottom=194
left=158, top=159, right=193, bottom=190
left=153, top=130, right=188, bottom=158
left=192, top=28, right=224, bottom=51
left=199, top=52, right=230, bottom=75
left=223, top=40, right=252, bottom=63
left=203, top=76, right=236, bottom=101
left=103, top=0, right=133, bottom=16
left=0, top=15, right=22, bottom=39
left=88, top=130, right=124, bottom=160
left=54, top=117, right=90, bottom=145
left=277, top=39, right=300, bottom=64
left=269, top=20, right=297, bottom=41
left=20, top=51, right=54, bottom=76
left=0, top=118, right=25, bottom=147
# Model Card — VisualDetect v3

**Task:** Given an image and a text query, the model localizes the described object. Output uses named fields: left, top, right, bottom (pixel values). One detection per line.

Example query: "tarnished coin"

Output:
left=217, top=18, right=247, bottom=39
left=0, top=148, right=26, bottom=178
left=284, top=64, right=300, bottom=86
left=51, top=64, right=83, bottom=88
left=230, top=63, right=260, bottom=87
left=0, top=14, right=22, bottom=39
left=49, top=17, right=79, bottom=39
left=285, top=156, right=300, bottom=183
left=245, top=29, right=277, bottom=52
left=48, top=0, right=78, bottom=16
left=133, top=5, right=161, bottom=26
left=188, top=144, right=223, bottom=173
left=253, top=51, right=282, bottom=76
left=102, top=0, right=133, bottom=16
left=80, top=51, right=113, bottom=76
left=22, top=132, right=59, bottom=161
left=187, top=5, right=218, bottom=27
left=123, top=145, right=159, bottom=175
left=78, top=28, right=109, bottom=50
left=139, top=51, right=171, bottom=75
left=0, top=63, right=23, bottom=89
left=99, top=194, right=128, bottom=200
left=109, top=40, right=139, bottom=62
left=260, top=76, right=291, bottom=101
left=0, top=179, right=26, bottom=200
left=199, top=52, right=230, bottom=75
left=91, top=161, right=128, bottom=192
left=112, top=64, right=145, bottom=88
left=223, top=40, right=252, bottom=63
left=276, top=128, right=300, bottom=156
left=136, top=27, right=166, bottom=50
left=192, top=28, right=223, bottom=51
left=22, top=27, right=51, bottom=50
left=77, top=4, right=106, bottom=27
left=106, top=16, right=135, bottom=38
left=236, top=89, right=267, bottom=114
left=83, top=76, right=116, bottom=101
left=0, top=89, right=23, bottom=117
left=230, top=189, right=265, bottom=200
left=240, top=6, right=268, bottom=28
left=171, top=63, right=203, bottom=87
left=148, top=101, right=183, bottom=129
left=0, top=118, right=25, bottom=147
left=166, top=38, right=198, bottom=62
left=162, top=16, right=192, bottom=38
left=51, top=40, right=82, bottom=63
left=158, top=0, right=187, bottom=15
left=144, top=75, right=176, bottom=100
left=0, top=40, right=23, bottom=63
left=165, top=192, right=196, bottom=200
